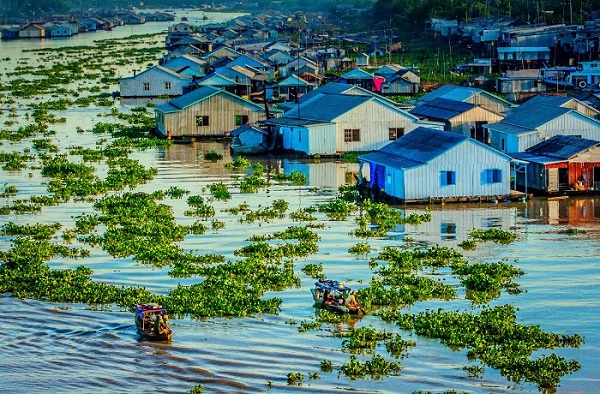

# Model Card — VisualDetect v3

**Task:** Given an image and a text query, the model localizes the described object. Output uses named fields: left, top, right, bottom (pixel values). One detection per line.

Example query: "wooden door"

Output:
left=547, top=168, right=559, bottom=192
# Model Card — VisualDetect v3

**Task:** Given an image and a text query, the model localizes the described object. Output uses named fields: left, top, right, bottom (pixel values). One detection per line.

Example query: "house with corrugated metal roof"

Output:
left=276, top=74, right=318, bottom=101
left=196, top=73, right=238, bottom=93
left=154, top=85, right=272, bottom=138
left=265, top=93, right=443, bottom=156
left=340, top=67, right=376, bottom=91
left=162, top=54, right=207, bottom=79
left=380, top=69, right=421, bottom=95
left=119, top=65, right=194, bottom=99
left=416, top=84, right=515, bottom=114
left=358, top=127, right=512, bottom=202
left=484, top=96, right=600, bottom=153
left=410, top=97, right=505, bottom=142
left=510, top=135, right=600, bottom=193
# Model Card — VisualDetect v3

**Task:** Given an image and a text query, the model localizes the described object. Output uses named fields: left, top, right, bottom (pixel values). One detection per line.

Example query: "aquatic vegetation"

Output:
left=340, top=354, right=402, bottom=379
left=382, top=305, right=583, bottom=390
left=166, top=186, right=189, bottom=199
left=203, top=151, right=222, bottom=161
left=289, top=207, right=317, bottom=222
left=318, top=198, right=357, bottom=221
left=458, top=239, right=477, bottom=250
left=0, top=222, right=62, bottom=240
left=225, top=155, right=251, bottom=170
left=0, top=184, right=18, bottom=197
left=451, top=260, right=524, bottom=304
left=286, top=372, right=304, bottom=385
left=239, top=174, right=270, bottom=193
left=469, top=228, right=516, bottom=244
left=337, top=184, right=360, bottom=202
left=348, top=242, right=371, bottom=257
left=302, top=263, right=325, bottom=281
left=320, top=360, right=333, bottom=372
left=563, top=227, right=586, bottom=235
left=208, top=182, right=231, bottom=200
left=238, top=199, right=289, bottom=223
left=0, top=151, right=35, bottom=171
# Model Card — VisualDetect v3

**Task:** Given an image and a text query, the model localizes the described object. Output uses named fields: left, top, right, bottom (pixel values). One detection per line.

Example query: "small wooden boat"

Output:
left=230, top=123, right=275, bottom=154
left=135, top=303, right=172, bottom=341
left=311, top=280, right=365, bottom=316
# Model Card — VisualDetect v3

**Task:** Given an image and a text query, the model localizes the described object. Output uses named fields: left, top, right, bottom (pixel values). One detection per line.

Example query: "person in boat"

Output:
left=322, top=290, right=334, bottom=306
left=345, top=291, right=361, bottom=309
left=154, top=313, right=167, bottom=335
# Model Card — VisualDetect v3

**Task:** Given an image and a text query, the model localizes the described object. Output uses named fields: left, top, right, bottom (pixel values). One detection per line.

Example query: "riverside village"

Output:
left=4, top=5, right=600, bottom=204
left=0, top=2, right=598, bottom=393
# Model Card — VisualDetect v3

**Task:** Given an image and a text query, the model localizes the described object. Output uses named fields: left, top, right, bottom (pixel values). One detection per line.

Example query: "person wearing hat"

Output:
left=345, top=291, right=360, bottom=309
left=154, top=313, right=164, bottom=335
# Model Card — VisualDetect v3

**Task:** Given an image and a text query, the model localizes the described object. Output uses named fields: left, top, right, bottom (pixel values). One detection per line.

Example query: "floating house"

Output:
left=154, top=85, right=271, bottom=138
left=358, top=127, right=513, bottom=203
left=410, top=97, right=505, bottom=142
left=19, top=24, right=45, bottom=38
left=266, top=93, right=442, bottom=156
left=510, top=135, right=600, bottom=193
left=119, top=65, right=194, bottom=98
left=484, top=95, right=600, bottom=153
left=416, top=84, right=515, bottom=114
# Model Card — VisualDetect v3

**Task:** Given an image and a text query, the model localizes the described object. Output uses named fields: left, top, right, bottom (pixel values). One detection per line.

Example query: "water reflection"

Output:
left=527, top=196, right=600, bottom=225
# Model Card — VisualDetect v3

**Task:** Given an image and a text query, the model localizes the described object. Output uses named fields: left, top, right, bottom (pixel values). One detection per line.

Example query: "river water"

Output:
left=1, top=11, right=599, bottom=394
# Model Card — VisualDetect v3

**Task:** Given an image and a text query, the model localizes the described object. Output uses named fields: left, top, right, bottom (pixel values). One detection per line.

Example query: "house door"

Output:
left=594, top=167, right=600, bottom=190
left=547, top=168, right=559, bottom=192
left=558, top=168, right=569, bottom=191
left=474, top=121, right=488, bottom=143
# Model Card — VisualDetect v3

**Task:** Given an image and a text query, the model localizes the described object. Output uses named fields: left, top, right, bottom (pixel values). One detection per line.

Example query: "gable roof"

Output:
left=418, top=84, right=514, bottom=107
left=284, top=94, right=373, bottom=122
left=341, top=67, right=374, bottom=80
left=155, top=85, right=263, bottom=113
left=298, top=82, right=384, bottom=104
left=359, top=127, right=509, bottom=169
left=511, top=135, right=600, bottom=164
left=277, top=74, right=317, bottom=87
left=225, top=53, right=271, bottom=69
left=410, top=98, right=475, bottom=120
left=197, top=73, right=237, bottom=86
left=119, top=65, right=190, bottom=81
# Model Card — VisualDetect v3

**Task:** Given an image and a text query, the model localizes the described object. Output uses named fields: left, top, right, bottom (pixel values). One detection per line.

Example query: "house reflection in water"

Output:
left=528, top=197, right=600, bottom=226
left=396, top=205, right=517, bottom=245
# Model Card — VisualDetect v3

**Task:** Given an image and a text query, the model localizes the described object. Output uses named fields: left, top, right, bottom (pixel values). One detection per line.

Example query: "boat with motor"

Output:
left=134, top=303, right=172, bottom=341
left=311, top=280, right=365, bottom=315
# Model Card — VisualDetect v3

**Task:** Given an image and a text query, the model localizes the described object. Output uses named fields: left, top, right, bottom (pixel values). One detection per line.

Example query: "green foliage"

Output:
left=348, top=242, right=371, bottom=257
left=452, top=260, right=524, bottom=304
left=208, top=182, right=231, bottom=200
left=319, top=199, right=357, bottom=221
left=469, top=228, right=516, bottom=244
left=203, top=151, right=223, bottom=161
left=286, top=372, right=304, bottom=385
left=389, top=305, right=583, bottom=390
left=301, top=263, right=325, bottom=279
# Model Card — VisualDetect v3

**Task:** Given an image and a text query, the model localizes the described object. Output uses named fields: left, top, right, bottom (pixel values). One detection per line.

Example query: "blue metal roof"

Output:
left=358, top=127, right=471, bottom=169
left=525, top=134, right=600, bottom=159
left=168, top=85, right=222, bottom=109
left=410, top=98, right=475, bottom=120
left=285, top=94, right=373, bottom=122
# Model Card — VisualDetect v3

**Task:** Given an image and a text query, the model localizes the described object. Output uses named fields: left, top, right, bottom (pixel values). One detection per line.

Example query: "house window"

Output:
left=486, top=169, right=502, bottom=183
left=442, top=171, right=456, bottom=186
left=344, top=129, right=360, bottom=142
left=389, top=127, right=405, bottom=140
left=235, top=115, right=249, bottom=126
left=196, top=116, right=209, bottom=127
left=165, top=81, right=172, bottom=90
left=143, top=82, right=150, bottom=91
